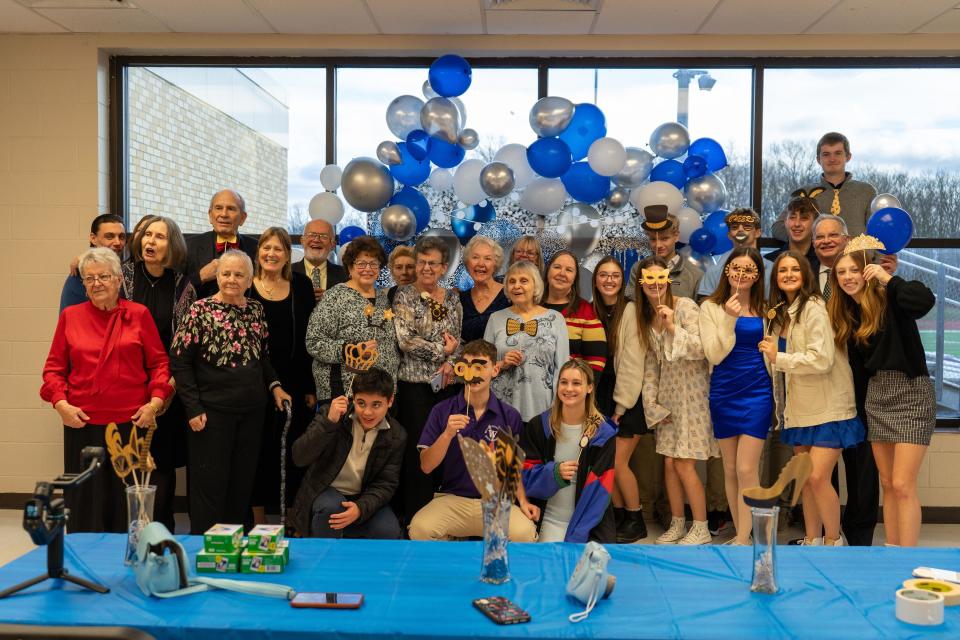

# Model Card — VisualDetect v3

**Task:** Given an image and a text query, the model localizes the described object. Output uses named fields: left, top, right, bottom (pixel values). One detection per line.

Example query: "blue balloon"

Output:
left=561, top=161, right=610, bottom=204
left=389, top=142, right=431, bottom=186
left=470, top=199, right=497, bottom=224
left=452, top=200, right=498, bottom=244
left=683, top=154, right=708, bottom=179
left=428, top=54, right=472, bottom=98
left=689, top=228, right=716, bottom=255
left=427, top=136, right=465, bottom=169
left=703, top=209, right=733, bottom=254
left=454, top=264, right=475, bottom=291
left=558, top=103, right=606, bottom=161
left=389, top=186, right=431, bottom=233
left=689, top=138, right=728, bottom=172
left=867, top=207, right=914, bottom=254
left=451, top=214, right=479, bottom=244
left=649, top=159, right=686, bottom=190
left=527, top=137, right=573, bottom=179
left=405, top=130, right=432, bottom=161
left=339, top=226, right=365, bottom=245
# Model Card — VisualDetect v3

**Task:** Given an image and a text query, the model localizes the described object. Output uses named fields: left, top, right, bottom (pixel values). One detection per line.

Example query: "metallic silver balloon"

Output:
left=381, top=204, right=417, bottom=242
left=422, top=79, right=438, bottom=100
left=479, top=162, right=515, bottom=199
left=649, top=122, right=691, bottom=160
left=420, top=97, right=460, bottom=145
left=458, top=128, right=479, bottom=150
left=529, top=96, right=576, bottom=137
left=684, top=173, right=728, bottom=215
left=385, top=95, right=425, bottom=140
left=422, top=227, right=461, bottom=280
left=870, top=193, right=902, bottom=214
left=450, top=97, right=467, bottom=127
left=376, top=140, right=402, bottom=166
left=340, top=157, right=395, bottom=213
left=605, top=186, right=629, bottom=209
left=555, top=203, right=602, bottom=258
left=613, top=147, right=654, bottom=188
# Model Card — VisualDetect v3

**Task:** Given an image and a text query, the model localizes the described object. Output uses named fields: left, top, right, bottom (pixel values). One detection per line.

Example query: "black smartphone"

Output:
left=473, top=596, right=531, bottom=625
left=290, top=592, right=364, bottom=609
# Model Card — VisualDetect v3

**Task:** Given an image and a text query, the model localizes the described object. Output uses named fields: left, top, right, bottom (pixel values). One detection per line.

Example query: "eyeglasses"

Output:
left=83, top=274, right=115, bottom=285
left=814, top=232, right=844, bottom=243
left=416, top=260, right=444, bottom=269
left=596, top=273, right=622, bottom=281
left=304, top=232, right=332, bottom=242
left=728, top=223, right=757, bottom=232
left=353, top=260, right=380, bottom=271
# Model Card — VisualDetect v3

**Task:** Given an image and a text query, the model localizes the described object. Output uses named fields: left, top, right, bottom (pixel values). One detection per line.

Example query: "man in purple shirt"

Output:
left=408, top=339, right=539, bottom=541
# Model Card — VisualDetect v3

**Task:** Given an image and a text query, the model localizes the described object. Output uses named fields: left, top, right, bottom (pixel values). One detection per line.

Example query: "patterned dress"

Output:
left=392, top=284, right=463, bottom=383
left=641, top=297, right=720, bottom=461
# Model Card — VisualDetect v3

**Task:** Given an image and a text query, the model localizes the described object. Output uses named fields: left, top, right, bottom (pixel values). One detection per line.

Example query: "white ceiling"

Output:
left=2, top=0, right=960, bottom=35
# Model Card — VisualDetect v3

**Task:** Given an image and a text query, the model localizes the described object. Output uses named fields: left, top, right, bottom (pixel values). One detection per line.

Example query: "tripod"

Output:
left=0, top=447, right=110, bottom=598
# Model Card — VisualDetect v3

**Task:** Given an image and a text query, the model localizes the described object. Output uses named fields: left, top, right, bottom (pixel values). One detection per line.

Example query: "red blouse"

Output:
left=41, top=299, right=173, bottom=425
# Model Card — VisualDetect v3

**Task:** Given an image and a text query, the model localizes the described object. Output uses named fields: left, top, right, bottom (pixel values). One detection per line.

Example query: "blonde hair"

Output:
left=827, top=252, right=886, bottom=348
left=548, top=359, right=604, bottom=441
left=463, top=235, right=505, bottom=271
left=504, top=261, right=544, bottom=304
left=388, top=245, right=415, bottom=267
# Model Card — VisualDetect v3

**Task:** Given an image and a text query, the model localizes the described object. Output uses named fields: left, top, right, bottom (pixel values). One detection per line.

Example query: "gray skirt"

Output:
left=865, top=370, right=936, bottom=445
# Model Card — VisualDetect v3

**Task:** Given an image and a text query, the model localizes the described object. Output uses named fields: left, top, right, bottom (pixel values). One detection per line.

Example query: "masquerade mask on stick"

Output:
left=641, top=268, right=672, bottom=308
left=724, top=262, right=758, bottom=296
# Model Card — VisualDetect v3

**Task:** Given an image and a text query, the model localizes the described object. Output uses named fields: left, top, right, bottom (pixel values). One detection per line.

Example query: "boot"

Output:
left=616, top=509, right=648, bottom=543
left=613, top=507, right=626, bottom=530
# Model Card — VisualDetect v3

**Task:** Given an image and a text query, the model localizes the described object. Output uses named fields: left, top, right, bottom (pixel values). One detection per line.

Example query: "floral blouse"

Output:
left=392, top=284, right=463, bottom=384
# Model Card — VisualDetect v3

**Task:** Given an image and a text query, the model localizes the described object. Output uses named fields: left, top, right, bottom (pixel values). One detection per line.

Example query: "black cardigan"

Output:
left=858, top=276, right=935, bottom=378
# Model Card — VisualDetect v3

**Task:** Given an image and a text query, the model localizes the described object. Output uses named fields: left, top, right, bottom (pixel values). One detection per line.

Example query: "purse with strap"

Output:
left=565, top=541, right=616, bottom=623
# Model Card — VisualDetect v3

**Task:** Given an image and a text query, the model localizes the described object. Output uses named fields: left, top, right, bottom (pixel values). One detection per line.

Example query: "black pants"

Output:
left=63, top=423, right=132, bottom=533
left=835, top=441, right=880, bottom=546
left=187, top=406, right=264, bottom=535
left=251, top=396, right=311, bottom=514
left=151, top=397, right=188, bottom=531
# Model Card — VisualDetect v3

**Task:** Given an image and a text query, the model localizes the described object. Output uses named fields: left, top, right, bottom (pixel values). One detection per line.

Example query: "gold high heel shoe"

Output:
left=741, top=453, right=813, bottom=509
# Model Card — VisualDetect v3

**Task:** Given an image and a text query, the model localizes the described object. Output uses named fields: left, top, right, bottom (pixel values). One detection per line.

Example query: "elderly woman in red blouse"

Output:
left=41, top=247, right=173, bottom=533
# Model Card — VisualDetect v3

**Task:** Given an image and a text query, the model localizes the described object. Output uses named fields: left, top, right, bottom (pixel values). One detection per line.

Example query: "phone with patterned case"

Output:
left=473, top=596, right=531, bottom=625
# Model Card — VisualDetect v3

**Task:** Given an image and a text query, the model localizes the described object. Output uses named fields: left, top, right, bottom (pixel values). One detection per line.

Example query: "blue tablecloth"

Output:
left=0, top=534, right=957, bottom=639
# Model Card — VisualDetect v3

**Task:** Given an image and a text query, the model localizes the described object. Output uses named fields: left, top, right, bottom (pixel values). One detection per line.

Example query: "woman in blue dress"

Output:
left=699, top=247, right=772, bottom=545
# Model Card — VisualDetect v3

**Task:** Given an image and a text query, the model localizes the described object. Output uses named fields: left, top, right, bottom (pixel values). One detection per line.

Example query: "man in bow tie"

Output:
left=185, top=190, right=259, bottom=298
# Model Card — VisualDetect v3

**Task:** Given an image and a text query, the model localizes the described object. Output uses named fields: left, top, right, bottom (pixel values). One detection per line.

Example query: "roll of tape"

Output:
left=896, top=588, right=944, bottom=626
left=903, top=579, right=960, bottom=607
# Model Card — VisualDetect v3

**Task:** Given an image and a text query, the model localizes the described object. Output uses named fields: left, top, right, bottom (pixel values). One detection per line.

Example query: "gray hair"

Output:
left=209, top=189, right=246, bottom=212
left=812, top=214, right=848, bottom=237
left=504, top=260, right=544, bottom=304
left=463, top=235, right=505, bottom=272
left=217, top=249, right=254, bottom=277
left=78, top=247, right=122, bottom=279
left=414, top=235, right=450, bottom=265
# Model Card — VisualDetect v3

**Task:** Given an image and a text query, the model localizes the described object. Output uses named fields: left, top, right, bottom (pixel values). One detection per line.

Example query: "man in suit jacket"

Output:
left=293, top=218, right=347, bottom=302
left=185, top=189, right=259, bottom=299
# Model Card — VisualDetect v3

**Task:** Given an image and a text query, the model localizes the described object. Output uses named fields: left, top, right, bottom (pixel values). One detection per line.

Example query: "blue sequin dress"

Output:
left=709, top=316, right=773, bottom=440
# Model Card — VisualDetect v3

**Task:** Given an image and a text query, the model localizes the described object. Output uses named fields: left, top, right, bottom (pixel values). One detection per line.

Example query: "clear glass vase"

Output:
left=124, top=485, right=156, bottom=566
left=750, top=506, right=779, bottom=594
left=479, top=494, right=512, bottom=584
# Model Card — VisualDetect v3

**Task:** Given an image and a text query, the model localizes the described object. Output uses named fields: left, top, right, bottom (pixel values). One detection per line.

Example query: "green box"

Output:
left=203, top=524, right=243, bottom=554
left=246, top=524, right=284, bottom=554
left=241, top=548, right=285, bottom=574
left=196, top=550, right=240, bottom=574
left=279, top=539, right=289, bottom=565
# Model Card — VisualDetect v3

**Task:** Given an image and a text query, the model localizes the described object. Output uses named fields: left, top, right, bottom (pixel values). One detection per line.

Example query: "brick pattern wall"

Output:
left=127, top=68, right=287, bottom=234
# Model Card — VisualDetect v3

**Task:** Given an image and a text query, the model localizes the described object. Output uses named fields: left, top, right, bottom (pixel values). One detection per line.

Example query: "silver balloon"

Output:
left=555, top=203, right=602, bottom=258
left=649, top=122, right=691, bottom=159
left=422, top=227, right=461, bottom=280
left=376, top=140, right=402, bottom=166
left=578, top=267, right=594, bottom=303
left=422, top=79, right=438, bottom=100
left=684, top=173, right=728, bottom=215
left=340, top=158, right=395, bottom=213
left=450, top=97, right=467, bottom=127
left=529, top=96, right=576, bottom=137
left=605, top=186, right=629, bottom=209
left=385, top=95, right=425, bottom=140
left=381, top=204, right=417, bottom=242
left=420, top=97, right=460, bottom=145
left=458, top=128, right=479, bottom=150
left=479, top=162, right=516, bottom=199
left=613, top=147, right=655, bottom=188
left=870, top=193, right=902, bottom=214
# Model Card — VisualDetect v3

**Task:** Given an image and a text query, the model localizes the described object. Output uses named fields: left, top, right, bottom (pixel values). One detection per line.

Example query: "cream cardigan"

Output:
left=611, top=302, right=645, bottom=416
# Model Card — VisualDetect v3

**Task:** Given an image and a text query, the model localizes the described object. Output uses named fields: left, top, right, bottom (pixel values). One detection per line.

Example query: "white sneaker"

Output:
left=678, top=521, right=711, bottom=546
left=797, top=537, right=823, bottom=546
left=824, top=536, right=844, bottom=547
left=655, top=517, right=686, bottom=544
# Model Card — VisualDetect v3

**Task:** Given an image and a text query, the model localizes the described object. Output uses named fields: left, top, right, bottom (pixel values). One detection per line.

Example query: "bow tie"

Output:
left=216, top=240, right=240, bottom=254
left=506, top=318, right=538, bottom=337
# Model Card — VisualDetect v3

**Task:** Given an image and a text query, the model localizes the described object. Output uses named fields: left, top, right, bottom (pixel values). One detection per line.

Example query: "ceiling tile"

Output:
left=700, top=0, right=836, bottom=34
left=593, top=0, right=718, bottom=34
left=32, top=7, right=170, bottom=32
left=485, top=9, right=595, bottom=34
left=807, top=0, right=959, bottom=34
left=134, top=0, right=273, bottom=33
left=367, top=0, right=483, bottom=34
left=914, top=7, right=960, bottom=33
left=0, top=0, right=66, bottom=32
left=248, top=0, right=378, bottom=34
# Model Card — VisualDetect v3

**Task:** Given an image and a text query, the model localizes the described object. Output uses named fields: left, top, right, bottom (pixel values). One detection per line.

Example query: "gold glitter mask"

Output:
left=640, top=269, right=672, bottom=286
left=724, top=263, right=759, bottom=282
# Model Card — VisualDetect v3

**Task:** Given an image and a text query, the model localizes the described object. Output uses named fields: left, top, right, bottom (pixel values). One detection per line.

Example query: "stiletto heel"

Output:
left=741, top=453, right=813, bottom=509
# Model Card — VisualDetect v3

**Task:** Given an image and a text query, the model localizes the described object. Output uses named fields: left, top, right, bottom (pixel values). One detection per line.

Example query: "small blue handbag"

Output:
left=566, top=541, right=616, bottom=622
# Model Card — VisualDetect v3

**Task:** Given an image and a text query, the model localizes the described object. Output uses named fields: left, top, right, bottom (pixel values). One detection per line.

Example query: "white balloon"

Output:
left=587, top=137, right=627, bottom=177
left=629, top=180, right=684, bottom=215
left=453, top=159, right=487, bottom=206
left=493, top=143, right=535, bottom=189
left=675, top=206, right=703, bottom=243
left=428, top=168, right=454, bottom=191
left=520, top=177, right=567, bottom=216
left=319, top=164, right=342, bottom=191
left=308, top=192, right=344, bottom=224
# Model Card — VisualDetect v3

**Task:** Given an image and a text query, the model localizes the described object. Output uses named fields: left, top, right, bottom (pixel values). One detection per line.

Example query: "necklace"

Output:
left=258, top=277, right=279, bottom=300
left=141, top=262, right=163, bottom=288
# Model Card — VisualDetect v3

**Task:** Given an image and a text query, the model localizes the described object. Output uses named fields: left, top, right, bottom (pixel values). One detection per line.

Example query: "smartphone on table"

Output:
left=291, top=592, right=364, bottom=609
left=473, top=596, right=531, bottom=625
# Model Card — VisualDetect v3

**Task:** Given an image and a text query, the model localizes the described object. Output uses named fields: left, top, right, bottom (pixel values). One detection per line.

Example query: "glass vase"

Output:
left=750, top=506, right=779, bottom=594
left=124, top=485, right=156, bottom=566
left=479, top=494, right=512, bottom=584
